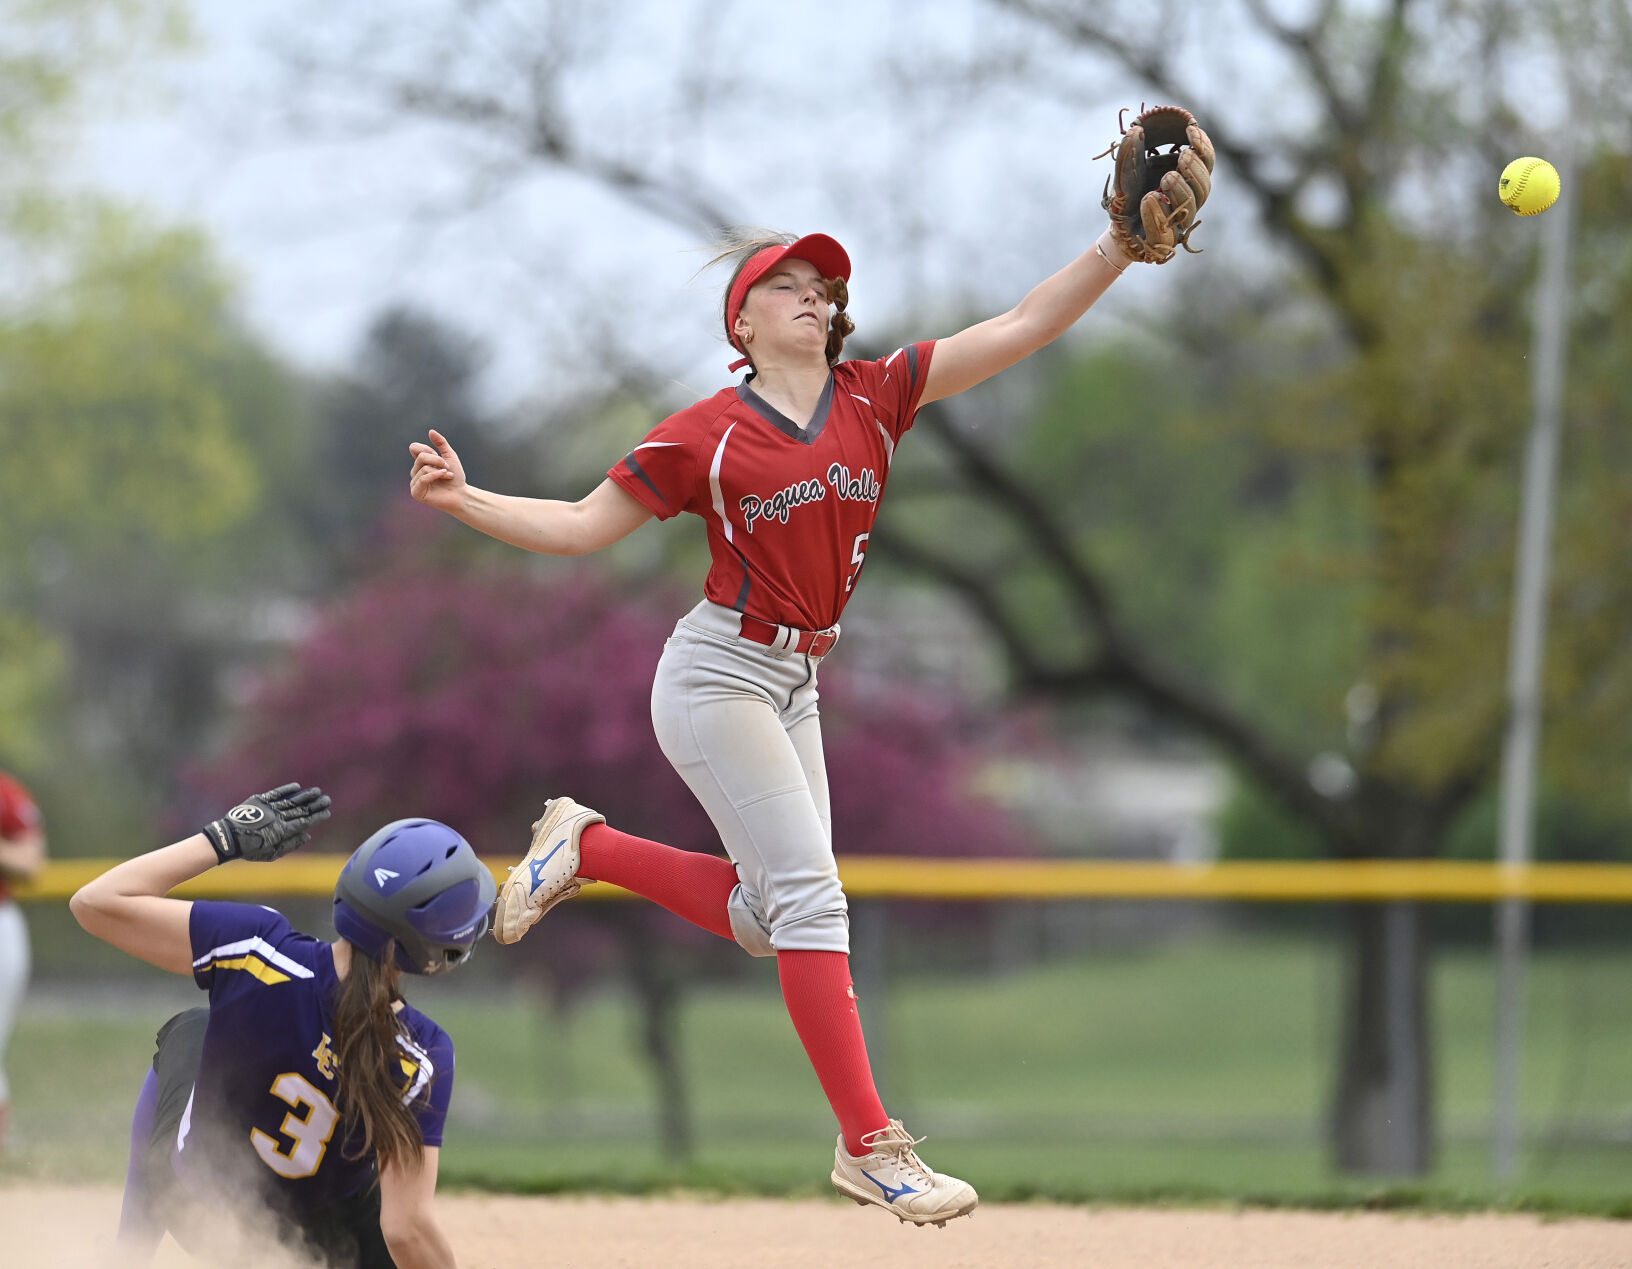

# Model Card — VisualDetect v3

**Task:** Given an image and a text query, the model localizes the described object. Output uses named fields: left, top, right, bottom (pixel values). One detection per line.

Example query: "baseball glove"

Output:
left=1098, top=104, right=1215, bottom=264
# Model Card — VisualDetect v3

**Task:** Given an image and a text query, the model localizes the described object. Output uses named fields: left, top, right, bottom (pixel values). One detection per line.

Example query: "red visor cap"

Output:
left=725, top=233, right=852, bottom=359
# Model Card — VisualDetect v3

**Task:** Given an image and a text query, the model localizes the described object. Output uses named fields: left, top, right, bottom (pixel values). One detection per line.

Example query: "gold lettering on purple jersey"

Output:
left=312, top=1032, right=338, bottom=1080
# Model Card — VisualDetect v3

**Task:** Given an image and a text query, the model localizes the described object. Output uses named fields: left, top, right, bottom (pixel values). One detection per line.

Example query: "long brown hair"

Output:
left=333, top=946, right=424, bottom=1172
left=707, top=229, right=856, bottom=369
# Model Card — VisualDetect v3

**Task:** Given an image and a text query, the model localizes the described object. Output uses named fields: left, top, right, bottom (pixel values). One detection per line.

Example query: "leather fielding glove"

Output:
left=203, top=783, right=332, bottom=864
left=1098, top=103, right=1216, bottom=263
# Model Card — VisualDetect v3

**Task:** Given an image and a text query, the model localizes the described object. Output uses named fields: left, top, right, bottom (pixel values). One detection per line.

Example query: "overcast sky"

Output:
left=68, top=1, right=1242, bottom=413
left=69, top=1, right=1581, bottom=416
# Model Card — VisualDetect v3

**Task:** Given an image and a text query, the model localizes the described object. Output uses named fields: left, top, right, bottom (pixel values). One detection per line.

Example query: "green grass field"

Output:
left=7, top=931, right=1632, bottom=1213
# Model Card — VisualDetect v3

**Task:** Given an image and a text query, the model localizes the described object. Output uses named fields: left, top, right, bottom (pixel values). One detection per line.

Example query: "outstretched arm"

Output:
left=70, top=785, right=330, bottom=975
left=409, top=430, right=653, bottom=556
left=69, top=836, right=214, bottom=974
left=920, top=230, right=1132, bottom=405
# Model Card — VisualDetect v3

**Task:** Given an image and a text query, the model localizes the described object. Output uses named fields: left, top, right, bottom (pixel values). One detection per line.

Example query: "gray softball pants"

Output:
left=651, top=601, right=846, bottom=957
left=0, top=900, right=29, bottom=1104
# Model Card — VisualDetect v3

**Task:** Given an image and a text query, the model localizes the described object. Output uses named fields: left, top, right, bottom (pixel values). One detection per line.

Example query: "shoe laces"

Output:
left=858, top=1119, right=934, bottom=1184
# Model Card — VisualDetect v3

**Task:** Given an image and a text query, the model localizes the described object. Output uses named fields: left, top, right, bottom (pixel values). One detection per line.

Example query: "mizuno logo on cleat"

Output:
left=528, top=841, right=567, bottom=888
left=861, top=1169, right=920, bottom=1204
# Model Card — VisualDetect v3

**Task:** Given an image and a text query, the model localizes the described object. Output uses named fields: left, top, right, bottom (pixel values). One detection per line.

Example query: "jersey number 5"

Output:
left=846, top=532, right=871, bottom=593
left=252, top=1072, right=340, bottom=1179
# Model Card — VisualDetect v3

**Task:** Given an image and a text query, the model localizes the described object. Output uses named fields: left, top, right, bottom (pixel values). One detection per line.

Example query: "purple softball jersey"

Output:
left=174, top=900, right=454, bottom=1209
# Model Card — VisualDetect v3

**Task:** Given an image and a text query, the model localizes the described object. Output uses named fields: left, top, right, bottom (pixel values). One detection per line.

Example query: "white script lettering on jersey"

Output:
left=739, top=478, right=826, bottom=532
left=739, top=465, right=881, bottom=533
left=825, top=463, right=880, bottom=504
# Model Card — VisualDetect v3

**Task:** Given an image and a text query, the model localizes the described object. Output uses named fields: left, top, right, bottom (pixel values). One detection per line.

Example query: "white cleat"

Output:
left=492, top=797, right=605, bottom=945
left=830, top=1120, right=978, bottom=1227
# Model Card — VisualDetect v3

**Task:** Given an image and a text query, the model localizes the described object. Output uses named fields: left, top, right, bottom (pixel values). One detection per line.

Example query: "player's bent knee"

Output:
left=727, top=891, right=777, bottom=957
left=768, top=907, right=851, bottom=955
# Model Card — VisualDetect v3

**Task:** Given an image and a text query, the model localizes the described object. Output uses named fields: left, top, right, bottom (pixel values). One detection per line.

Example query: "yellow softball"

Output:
left=1499, top=157, right=1560, bottom=216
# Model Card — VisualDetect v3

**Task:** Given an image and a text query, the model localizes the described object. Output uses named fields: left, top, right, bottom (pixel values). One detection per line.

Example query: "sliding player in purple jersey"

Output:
left=71, top=784, right=495, bottom=1268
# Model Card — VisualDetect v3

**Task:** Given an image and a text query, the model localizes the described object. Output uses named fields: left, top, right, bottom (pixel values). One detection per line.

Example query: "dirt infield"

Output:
left=5, top=1184, right=1630, bottom=1267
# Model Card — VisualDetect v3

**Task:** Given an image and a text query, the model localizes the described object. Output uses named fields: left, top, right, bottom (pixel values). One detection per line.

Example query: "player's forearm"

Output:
left=1006, top=236, right=1126, bottom=347
left=69, top=837, right=210, bottom=974
left=383, top=1218, right=457, bottom=1269
left=74, top=836, right=217, bottom=905
left=924, top=240, right=1127, bottom=402
left=444, top=486, right=602, bottom=556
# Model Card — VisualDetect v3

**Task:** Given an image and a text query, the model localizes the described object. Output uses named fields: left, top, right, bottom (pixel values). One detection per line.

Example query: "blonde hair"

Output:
left=707, top=229, right=855, bottom=368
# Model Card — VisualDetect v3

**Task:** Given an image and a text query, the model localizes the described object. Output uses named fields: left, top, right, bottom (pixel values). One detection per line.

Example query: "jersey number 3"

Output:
left=251, top=1072, right=340, bottom=1179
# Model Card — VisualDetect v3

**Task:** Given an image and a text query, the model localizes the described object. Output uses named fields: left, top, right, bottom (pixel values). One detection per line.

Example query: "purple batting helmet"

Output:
left=332, top=819, right=496, bottom=975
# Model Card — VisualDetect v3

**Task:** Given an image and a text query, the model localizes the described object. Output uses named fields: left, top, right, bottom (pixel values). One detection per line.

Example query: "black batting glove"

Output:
left=202, top=783, right=332, bottom=864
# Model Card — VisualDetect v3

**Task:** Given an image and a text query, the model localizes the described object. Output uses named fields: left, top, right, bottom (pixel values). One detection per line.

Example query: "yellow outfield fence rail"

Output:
left=17, top=858, right=1632, bottom=904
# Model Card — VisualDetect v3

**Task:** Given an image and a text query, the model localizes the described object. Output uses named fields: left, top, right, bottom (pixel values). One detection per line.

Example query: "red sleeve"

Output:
left=0, top=773, right=40, bottom=839
left=865, top=340, right=936, bottom=443
left=607, top=407, right=704, bottom=521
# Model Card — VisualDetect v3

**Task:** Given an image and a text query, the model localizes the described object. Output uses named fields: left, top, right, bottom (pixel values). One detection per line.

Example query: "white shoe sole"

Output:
left=492, top=798, right=601, bottom=945
left=830, top=1172, right=979, bottom=1227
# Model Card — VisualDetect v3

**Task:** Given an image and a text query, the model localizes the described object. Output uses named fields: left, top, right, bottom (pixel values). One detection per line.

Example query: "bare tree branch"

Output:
left=869, top=384, right=1350, bottom=844
left=915, top=398, right=1118, bottom=632
left=988, top=0, right=1351, bottom=306
left=874, top=519, right=1354, bottom=844
left=1242, top=0, right=1354, bottom=130
left=380, top=80, right=737, bottom=239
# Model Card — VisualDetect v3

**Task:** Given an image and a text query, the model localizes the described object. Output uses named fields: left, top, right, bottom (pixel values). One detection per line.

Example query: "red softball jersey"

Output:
left=609, top=341, right=937, bottom=632
left=0, top=771, right=41, bottom=902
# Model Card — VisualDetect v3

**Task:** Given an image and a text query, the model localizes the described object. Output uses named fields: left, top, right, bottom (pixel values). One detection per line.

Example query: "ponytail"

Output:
left=333, top=947, right=424, bottom=1172
left=824, top=274, right=855, bottom=366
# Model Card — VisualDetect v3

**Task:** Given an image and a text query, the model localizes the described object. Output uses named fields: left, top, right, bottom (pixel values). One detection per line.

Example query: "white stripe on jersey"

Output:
left=396, top=1032, right=435, bottom=1106
left=192, top=936, right=314, bottom=980
left=849, top=393, right=872, bottom=406
left=884, top=348, right=904, bottom=367
left=874, top=418, right=895, bottom=468
left=709, top=423, right=738, bottom=544
left=634, top=441, right=685, bottom=450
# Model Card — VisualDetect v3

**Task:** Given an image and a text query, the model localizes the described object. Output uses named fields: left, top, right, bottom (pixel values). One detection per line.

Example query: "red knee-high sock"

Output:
left=575, top=823, right=738, bottom=941
left=777, top=950, right=889, bottom=1158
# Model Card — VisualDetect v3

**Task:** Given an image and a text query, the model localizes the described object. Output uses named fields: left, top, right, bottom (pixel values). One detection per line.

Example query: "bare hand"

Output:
left=409, top=429, right=468, bottom=512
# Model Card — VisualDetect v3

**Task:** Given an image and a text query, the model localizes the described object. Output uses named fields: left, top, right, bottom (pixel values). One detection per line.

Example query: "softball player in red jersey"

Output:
left=410, top=224, right=1140, bottom=1225
left=0, top=771, right=46, bottom=1153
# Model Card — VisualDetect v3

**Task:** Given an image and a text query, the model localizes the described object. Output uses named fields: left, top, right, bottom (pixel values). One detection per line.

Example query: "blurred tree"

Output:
left=299, top=308, right=529, bottom=583
left=0, top=0, right=189, bottom=192
left=0, top=613, right=66, bottom=769
left=0, top=0, right=193, bottom=783
left=873, top=8, right=1632, bottom=1171
left=186, top=556, right=1027, bottom=1161
left=0, top=209, right=312, bottom=842
left=261, top=0, right=1632, bottom=1174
